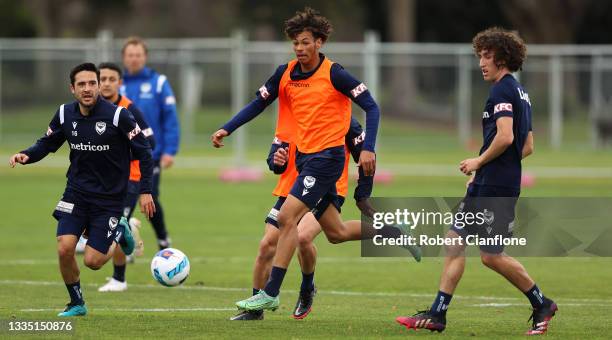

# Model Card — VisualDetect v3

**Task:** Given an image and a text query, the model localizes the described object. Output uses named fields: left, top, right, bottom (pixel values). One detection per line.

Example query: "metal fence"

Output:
left=1, top=30, right=612, bottom=158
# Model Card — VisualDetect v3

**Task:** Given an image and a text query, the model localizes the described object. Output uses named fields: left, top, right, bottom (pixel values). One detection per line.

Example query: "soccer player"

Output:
left=395, top=28, right=557, bottom=336
left=97, top=62, right=155, bottom=292
left=121, top=36, right=179, bottom=250
left=8, top=63, right=155, bottom=316
left=212, top=7, right=380, bottom=312
left=231, top=118, right=374, bottom=321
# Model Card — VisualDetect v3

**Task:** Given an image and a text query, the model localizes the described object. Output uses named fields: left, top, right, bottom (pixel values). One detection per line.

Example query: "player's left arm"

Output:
left=460, top=117, right=514, bottom=175
left=118, top=108, right=156, bottom=217
left=330, top=64, right=380, bottom=176
left=158, top=79, right=180, bottom=169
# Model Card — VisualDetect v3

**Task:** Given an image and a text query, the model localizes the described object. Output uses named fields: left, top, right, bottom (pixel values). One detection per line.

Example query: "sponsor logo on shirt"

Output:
left=127, top=124, right=142, bottom=140
left=493, top=103, right=513, bottom=114
left=141, top=127, right=154, bottom=137
left=350, top=83, right=368, bottom=98
left=55, top=200, right=74, bottom=214
left=353, top=131, right=365, bottom=146
left=518, top=88, right=531, bottom=106
left=70, top=142, right=110, bottom=151
left=287, top=81, right=310, bottom=88
left=95, top=121, right=106, bottom=135
left=140, top=83, right=152, bottom=93
left=259, top=85, right=270, bottom=99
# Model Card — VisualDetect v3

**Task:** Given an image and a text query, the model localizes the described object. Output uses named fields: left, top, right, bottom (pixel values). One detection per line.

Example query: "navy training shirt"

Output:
left=474, top=74, right=532, bottom=189
left=22, top=98, right=154, bottom=200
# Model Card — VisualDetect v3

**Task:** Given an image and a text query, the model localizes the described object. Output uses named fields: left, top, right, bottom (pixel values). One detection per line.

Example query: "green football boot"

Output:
left=236, top=290, right=279, bottom=311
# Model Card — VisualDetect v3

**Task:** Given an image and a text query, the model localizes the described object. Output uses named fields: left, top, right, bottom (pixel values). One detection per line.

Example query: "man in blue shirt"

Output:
left=121, top=37, right=180, bottom=250
left=9, top=63, right=155, bottom=317
left=396, top=28, right=557, bottom=336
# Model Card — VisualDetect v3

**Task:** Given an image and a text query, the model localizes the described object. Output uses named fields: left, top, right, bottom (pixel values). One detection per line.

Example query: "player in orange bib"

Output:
left=230, top=117, right=373, bottom=320
left=212, top=8, right=384, bottom=312
left=96, top=62, right=155, bottom=292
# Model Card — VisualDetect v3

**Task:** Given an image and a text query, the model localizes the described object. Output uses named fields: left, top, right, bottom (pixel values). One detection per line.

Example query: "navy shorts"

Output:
left=264, top=197, right=286, bottom=228
left=450, top=184, right=520, bottom=254
left=290, top=146, right=345, bottom=216
left=265, top=195, right=346, bottom=228
left=122, top=180, right=141, bottom=219
left=53, top=189, right=123, bottom=254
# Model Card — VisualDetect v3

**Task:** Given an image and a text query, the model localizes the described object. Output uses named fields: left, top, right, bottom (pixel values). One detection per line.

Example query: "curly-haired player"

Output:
left=212, top=7, right=381, bottom=313
left=396, top=27, right=557, bottom=336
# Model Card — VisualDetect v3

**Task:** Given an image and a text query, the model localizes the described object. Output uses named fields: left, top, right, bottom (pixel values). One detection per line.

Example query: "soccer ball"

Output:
left=150, top=248, right=190, bottom=287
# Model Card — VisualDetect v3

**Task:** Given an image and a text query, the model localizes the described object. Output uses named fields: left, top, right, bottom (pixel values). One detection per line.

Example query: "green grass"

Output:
left=1, top=164, right=611, bottom=339
left=1, top=105, right=611, bottom=338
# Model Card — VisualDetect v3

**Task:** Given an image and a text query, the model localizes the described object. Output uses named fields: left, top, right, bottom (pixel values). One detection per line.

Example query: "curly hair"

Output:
left=472, top=27, right=526, bottom=72
left=284, top=7, right=333, bottom=43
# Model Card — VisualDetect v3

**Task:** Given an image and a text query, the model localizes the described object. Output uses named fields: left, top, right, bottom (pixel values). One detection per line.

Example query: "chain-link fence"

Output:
left=2, top=31, right=612, bottom=162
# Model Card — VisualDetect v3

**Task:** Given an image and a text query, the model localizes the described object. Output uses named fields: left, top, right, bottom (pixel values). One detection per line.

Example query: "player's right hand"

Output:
left=273, top=147, right=288, bottom=166
left=211, top=129, right=228, bottom=148
left=8, top=153, right=29, bottom=168
left=358, top=150, right=376, bottom=176
left=139, top=194, right=156, bottom=219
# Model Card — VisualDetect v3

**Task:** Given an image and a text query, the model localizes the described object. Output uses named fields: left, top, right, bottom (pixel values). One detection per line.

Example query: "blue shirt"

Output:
left=121, top=67, right=180, bottom=160
left=22, top=98, right=154, bottom=200
left=474, top=74, right=532, bottom=189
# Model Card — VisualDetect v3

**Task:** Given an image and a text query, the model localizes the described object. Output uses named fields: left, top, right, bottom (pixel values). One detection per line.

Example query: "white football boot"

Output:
left=98, top=277, right=127, bottom=292
left=129, top=217, right=145, bottom=257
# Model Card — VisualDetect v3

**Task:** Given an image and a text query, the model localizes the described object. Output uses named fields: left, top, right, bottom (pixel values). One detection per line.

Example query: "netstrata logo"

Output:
left=70, top=142, right=110, bottom=151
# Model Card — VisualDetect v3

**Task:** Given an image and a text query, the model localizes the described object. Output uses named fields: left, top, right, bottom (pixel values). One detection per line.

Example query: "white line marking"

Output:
left=472, top=302, right=610, bottom=307
left=2, top=279, right=611, bottom=305
left=2, top=257, right=417, bottom=266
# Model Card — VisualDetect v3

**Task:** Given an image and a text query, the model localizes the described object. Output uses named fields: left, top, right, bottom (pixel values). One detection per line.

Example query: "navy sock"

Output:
left=150, top=196, right=168, bottom=241
left=300, top=272, right=315, bottom=293
left=430, top=291, right=452, bottom=316
left=263, top=266, right=287, bottom=297
left=525, top=284, right=548, bottom=308
left=113, top=264, right=126, bottom=282
left=252, top=288, right=259, bottom=296
left=377, top=225, right=402, bottom=238
left=66, top=281, right=84, bottom=305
